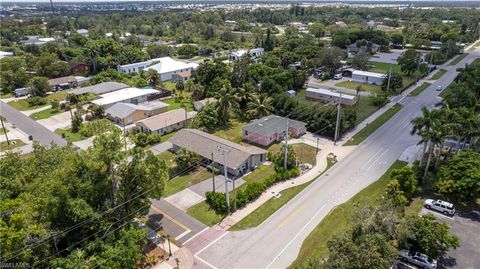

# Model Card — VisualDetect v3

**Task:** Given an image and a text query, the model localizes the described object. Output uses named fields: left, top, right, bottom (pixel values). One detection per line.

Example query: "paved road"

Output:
left=0, top=101, right=67, bottom=147
left=196, top=50, right=480, bottom=268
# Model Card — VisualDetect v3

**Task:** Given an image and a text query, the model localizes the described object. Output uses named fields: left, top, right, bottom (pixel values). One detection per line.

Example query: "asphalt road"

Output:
left=0, top=101, right=67, bottom=147
left=196, top=50, right=480, bottom=269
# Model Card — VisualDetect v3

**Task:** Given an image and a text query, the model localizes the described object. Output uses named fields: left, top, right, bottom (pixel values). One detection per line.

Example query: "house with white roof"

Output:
left=117, top=57, right=198, bottom=82
left=229, top=48, right=264, bottom=62
left=0, top=51, right=13, bottom=59
left=19, top=36, right=55, bottom=46
left=351, top=70, right=385, bottom=85
left=76, top=29, right=89, bottom=37
left=105, top=101, right=169, bottom=126
left=91, top=87, right=159, bottom=109
left=305, top=88, right=358, bottom=106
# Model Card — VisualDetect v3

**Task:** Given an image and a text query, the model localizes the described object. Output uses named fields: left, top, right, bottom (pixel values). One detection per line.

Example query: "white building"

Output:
left=351, top=70, right=385, bottom=85
left=76, top=29, right=89, bottom=37
left=91, top=87, right=159, bottom=109
left=229, top=48, right=264, bottom=61
left=0, top=51, right=13, bottom=59
left=305, top=88, right=357, bottom=106
left=117, top=57, right=198, bottom=82
left=19, top=36, right=55, bottom=46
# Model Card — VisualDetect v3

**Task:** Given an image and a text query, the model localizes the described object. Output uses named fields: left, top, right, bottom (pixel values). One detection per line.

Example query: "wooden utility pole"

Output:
left=211, top=152, right=216, bottom=192
left=217, top=146, right=230, bottom=214
left=334, top=91, right=342, bottom=146
left=0, top=117, right=10, bottom=145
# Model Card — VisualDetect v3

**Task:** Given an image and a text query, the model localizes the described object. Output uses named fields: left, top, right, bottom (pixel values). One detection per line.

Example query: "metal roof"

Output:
left=70, top=82, right=129, bottom=96
left=242, top=115, right=306, bottom=137
left=352, top=70, right=385, bottom=78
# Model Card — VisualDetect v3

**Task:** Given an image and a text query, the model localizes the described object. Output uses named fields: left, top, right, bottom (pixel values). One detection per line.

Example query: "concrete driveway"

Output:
left=151, top=141, right=173, bottom=155
left=188, top=175, right=245, bottom=197
left=37, top=110, right=74, bottom=131
left=419, top=208, right=480, bottom=269
left=369, top=49, right=405, bottom=64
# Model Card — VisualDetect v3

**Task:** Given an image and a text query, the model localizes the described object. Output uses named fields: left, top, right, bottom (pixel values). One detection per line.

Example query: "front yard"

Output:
left=164, top=167, right=212, bottom=196
left=269, top=143, right=317, bottom=166
left=0, top=139, right=26, bottom=152
left=54, top=128, right=87, bottom=143
left=335, top=81, right=382, bottom=94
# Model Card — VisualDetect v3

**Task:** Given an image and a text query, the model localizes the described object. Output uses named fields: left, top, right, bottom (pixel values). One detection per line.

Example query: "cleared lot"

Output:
left=369, top=49, right=405, bottom=64
left=419, top=208, right=480, bottom=269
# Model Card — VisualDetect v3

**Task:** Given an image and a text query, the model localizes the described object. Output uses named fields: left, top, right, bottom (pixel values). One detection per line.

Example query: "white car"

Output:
left=399, top=250, right=437, bottom=269
left=424, top=199, right=455, bottom=216
left=436, top=85, right=442, bottom=91
left=333, top=74, right=343, bottom=80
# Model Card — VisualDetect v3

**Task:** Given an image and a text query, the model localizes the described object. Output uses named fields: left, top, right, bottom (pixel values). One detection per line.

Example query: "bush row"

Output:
left=205, top=167, right=300, bottom=214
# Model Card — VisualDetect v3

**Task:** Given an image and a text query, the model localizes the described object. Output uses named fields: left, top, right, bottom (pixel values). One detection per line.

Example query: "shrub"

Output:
left=50, top=100, right=60, bottom=110
left=147, top=133, right=162, bottom=145
left=27, top=96, right=47, bottom=107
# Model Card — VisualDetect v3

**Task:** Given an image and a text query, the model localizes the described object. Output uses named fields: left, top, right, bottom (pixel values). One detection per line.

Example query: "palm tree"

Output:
left=422, top=121, right=444, bottom=178
left=215, top=85, right=238, bottom=125
left=355, top=85, right=363, bottom=106
left=411, top=107, right=442, bottom=168
left=247, top=93, right=273, bottom=119
left=145, top=69, right=160, bottom=89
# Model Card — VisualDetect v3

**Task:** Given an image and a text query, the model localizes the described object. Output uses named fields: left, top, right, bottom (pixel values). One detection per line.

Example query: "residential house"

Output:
left=71, top=82, right=129, bottom=96
left=305, top=88, right=358, bottom=106
left=76, top=29, right=89, bottom=37
left=135, top=108, right=194, bottom=135
left=193, top=97, right=217, bottom=112
left=19, top=36, right=55, bottom=46
left=0, top=51, right=13, bottom=59
left=172, top=70, right=193, bottom=82
left=91, top=87, right=160, bottom=109
left=118, top=57, right=198, bottom=81
left=70, top=62, right=90, bottom=73
left=105, top=101, right=169, bottom=126
left=242, top=115, right=307, bottom=146
left=229, top=48, right=264, bottom=62
left=351, top=70, right=385, bottom=85
left=170, top=129, right=268, bottom=176
left=347, top=40, right=381, bottom=57
left=48, top=76, right=78, bottom=91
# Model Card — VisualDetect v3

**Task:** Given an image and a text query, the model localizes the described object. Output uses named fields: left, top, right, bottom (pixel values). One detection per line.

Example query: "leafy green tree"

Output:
left=264, top=28, right=275, bottom=51
left=398, top=49, right=421, bottom=76
left=247, top=93, right=273, bottom=119
left=71, top=110, right=83, bottom=133
left=315, top=47, right=345, bottom=77
left=381, top=73, right=403, bottom=93
left=177, top=44, right=198, bottom=58
left=369, top=93, right=389, bottom=107
left=383, top=179, right=408, bottom=209
left=399, top=214, right=459, bottom=259
left=231, top=55, right=253, bottom=87
left=191, top=103, right=220, bottom=131
left=35, top=52, right=69, bottom=78
left=390, top=167, right=417, bottom=198
left=193, top=61, right=229, bottom=90
left=190, top=83, right=205, bottom=101
left=309, top=22, right=325, bottom=38
left=215, top=84, right=238, bottom=125
left=272, top=144, right=297, bottom=171
left=176, top=80, right=185, bottom=92
left=146, top=44, right=172, bottom=59
left=174, top=149, right=198, bottom=171
left=145, top=69, right=160, bottom=89
left=351, top=51, right=370, bottom=70
left=50, top=100, right=60, bottom=110
left=30, top=76, right=50, bottom=97
left=437, top=150, right=480, bottom=202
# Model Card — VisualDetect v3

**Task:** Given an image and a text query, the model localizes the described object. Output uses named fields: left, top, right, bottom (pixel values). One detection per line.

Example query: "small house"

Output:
left=305, top=88, right=357, bottom=106
left=91, top=87, right=160, bottom=109
left=351, top=70, right=385, bottom=85
left=193, top=97, right=217, bottom=112
left=242, top=115, right=307, bottom=146
left=229, top=48, right=264, bottom=62
left=48, top=76, right=78, bottom=91
left=135, top=108, right=195, bottom=135
left=105, top=101, right=169, bottom=126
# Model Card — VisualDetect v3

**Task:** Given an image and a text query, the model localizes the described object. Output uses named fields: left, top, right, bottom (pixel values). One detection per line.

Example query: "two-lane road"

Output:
left=196, top=50, right=479, bottom=268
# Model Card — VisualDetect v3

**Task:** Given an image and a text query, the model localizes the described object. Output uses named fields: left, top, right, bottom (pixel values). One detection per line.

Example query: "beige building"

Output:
left=105, top=101, right=169, bottom=126
left=135, top=108, right=195, bottom=135
left=170, top=129, right=267, bottom=176
left=193, top=97, right=217, bottom=112
left=305, top=88, right=358, bottom=106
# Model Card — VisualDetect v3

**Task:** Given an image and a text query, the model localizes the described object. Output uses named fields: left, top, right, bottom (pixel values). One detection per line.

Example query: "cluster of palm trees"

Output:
left=411, top=105, right=480, bottom=178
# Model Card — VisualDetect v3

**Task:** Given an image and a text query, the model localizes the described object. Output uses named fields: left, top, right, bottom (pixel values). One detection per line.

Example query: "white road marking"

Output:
left=367, top=149, right=389, bottom=171
left=266, top=204, right=327, bottom=269
left=195, top=230, right=229, bottom=256
left=183, top=226, right=209, bottom=244
left=195, top=254, right=219, bottom=269
left=361, top=148, right=385, bottom=170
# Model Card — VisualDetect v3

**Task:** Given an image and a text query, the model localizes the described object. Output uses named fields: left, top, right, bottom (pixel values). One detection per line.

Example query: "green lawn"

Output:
left=367, top=61, right=401, bottom=74
left=431, top=69, right=447, bottom=80
left=289, top=160, right=407, bottom=268
left=356, top=96, right=380, bottom=124
left=335, top=81, right=382, bottom=94
left=409, top=82, right=431, bottom=97
left=0, top=127, right=9, bottom=135
left=163, top=81, right=177, bottom=92
left=448, top=53, right=468, bottom=66
left=211, top=119, right=246, bottom=144
left=7, top=99, right=48, bottom=111
left=54, top=128, right=87, bottom=143
left=439, top=86, right=453, bottom=98
left=187, top=201, right=224, bottom=226
left=164, top=167, right=212, bottom=196
left=269, top=143, right=318, bottom=165
left=0, top=93, right=13, bottom=98
left=344, top=104, right=402, bottom=146
left=47, top=91, right=69, bottom=102
left=243, top=164, right=275, bottom=184
left=0, top=139, right=26, bottom=152
left=162, top=98, right=194, bottom=111
left=30, top=108, right=63, bottom=120
left=156, top=150, right=175, bottom=168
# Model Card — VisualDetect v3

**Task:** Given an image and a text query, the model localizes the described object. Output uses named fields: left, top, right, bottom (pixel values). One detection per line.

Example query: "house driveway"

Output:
left=37, top=110, right=74, bottom=131
left=369, top=49, right=404, bottom=64
left=151, top=141, right=173, bottom=155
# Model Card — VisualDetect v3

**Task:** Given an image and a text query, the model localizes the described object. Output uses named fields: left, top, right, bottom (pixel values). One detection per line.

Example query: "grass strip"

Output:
left=0, top=139, right=26, bottom=152
left=289, top=160, right=407, bottom=268
left=409, top=82, right=431, bottom=96
left=344, top=103, right=402, bottom=146
left=448, top=53, right=468, bottom=66
left=431, top=69, right=447, bottom=80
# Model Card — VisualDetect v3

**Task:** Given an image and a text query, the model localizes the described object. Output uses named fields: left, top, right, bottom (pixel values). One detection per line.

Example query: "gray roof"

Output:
left=242, top=115, right=306, bottom=137
left=169, top=129, right=267, bottom=170
left=70, top=82, right=128, bottom=96
left=105, top=101, right=169, bottom=119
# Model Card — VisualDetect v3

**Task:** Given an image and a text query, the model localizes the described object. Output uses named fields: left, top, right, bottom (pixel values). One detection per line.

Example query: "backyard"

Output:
left=211, top=119, right=247, bottom=144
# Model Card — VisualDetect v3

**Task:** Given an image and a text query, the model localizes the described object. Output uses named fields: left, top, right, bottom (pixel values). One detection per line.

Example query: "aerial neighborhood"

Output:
left=0, top=2, right=479, bottom=269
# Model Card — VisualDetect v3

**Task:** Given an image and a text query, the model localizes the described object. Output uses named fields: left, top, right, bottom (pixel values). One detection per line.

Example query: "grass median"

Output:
left=288, top=160, right=407, bottom=269
left=431, top=69, right=447, bottom=80
left=448, top=53, right=468, bottom=65
left=344, top=103, right=402, bottom=146
left=409, top=82, right=431, bottom=96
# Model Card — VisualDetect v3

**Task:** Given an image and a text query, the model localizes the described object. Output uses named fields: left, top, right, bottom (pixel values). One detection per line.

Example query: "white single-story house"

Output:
left=351, top=70, right=385, bottom=85
left=135, top=108, right=194, bottom=135
left=169, top=129, right=268, bottom=176
left=305, top=88, right=358, bottom=106
left=91, top=87, right=159, bottom=109
left=193, top=97, right=217, bottom=112
left=19, top=36, right=55, bottom=46
left=117, top=57, right=198, bottom=82
left=0, top=51, right=13, bottom=59
left=77, top=29, right=89, bottom=37
left=105, top=101, right=169, bottom=126
left=229, top=48, right=264, bottom=61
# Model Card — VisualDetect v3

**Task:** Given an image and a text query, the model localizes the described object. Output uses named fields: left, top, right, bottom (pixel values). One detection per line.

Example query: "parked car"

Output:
left=424, top=199, right=455, bottom=216
left=333, top=73, right=343, bottom=80
left=436, top=85, right=442, bottom=91
left=14, top=87, right=29, bottom=97
left=399, top=250, right=437, bottom=269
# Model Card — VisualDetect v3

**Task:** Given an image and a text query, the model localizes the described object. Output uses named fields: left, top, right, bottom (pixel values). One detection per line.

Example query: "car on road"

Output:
left=424, top=199, right=455, bottom=216
left=333, top=73, right=343, bottom=80
left=399, top=250, right=437, bottom=269
left=436, top=85, right=442, bottom=91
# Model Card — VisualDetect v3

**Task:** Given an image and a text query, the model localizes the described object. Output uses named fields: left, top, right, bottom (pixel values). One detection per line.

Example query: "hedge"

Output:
left=205, top=167, right=300, bottom=214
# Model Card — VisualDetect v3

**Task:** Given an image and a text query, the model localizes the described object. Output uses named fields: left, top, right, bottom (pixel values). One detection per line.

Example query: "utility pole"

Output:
left=415, top=54, right=421, bottom=84
left=217, top=146, right=230, bottom=214
left=284, top=118, right=289, bottom=169
left=211, top=152, right=216, bottom=192
left=386, top=65, right=392, bottom=92
left=334, top=91, right=342, bottom=146
left=316, top=137, right=320, bottom=155
left=0, top=117, right=10, bottom=145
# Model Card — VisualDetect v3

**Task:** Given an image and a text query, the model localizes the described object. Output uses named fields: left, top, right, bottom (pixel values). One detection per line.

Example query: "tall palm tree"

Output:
left=410, top=107, right=442, bottom=168
left=215, top=85, right=238, bottom=125
left=247, top=93, right=273, bottom=119
left=422, top=121, right=444, bottom=178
